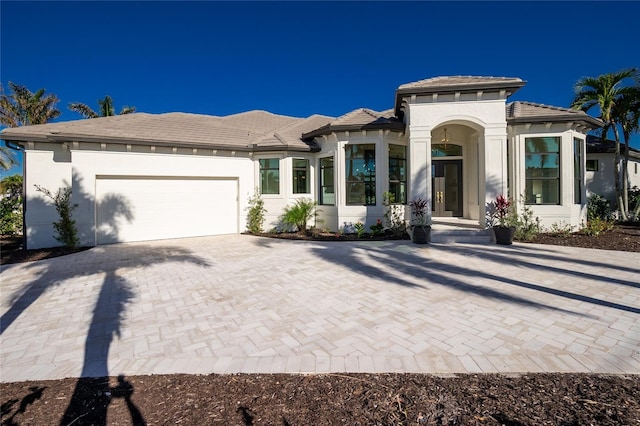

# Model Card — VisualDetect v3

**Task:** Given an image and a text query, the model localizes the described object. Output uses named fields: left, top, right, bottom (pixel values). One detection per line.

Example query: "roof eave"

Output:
left=301, top=122, right=405, bottom=140
left=507, top=116, right=603, bottom=129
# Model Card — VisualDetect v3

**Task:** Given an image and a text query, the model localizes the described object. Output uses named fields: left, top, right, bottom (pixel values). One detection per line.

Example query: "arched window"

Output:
left=432, top=144, right=462, bottom=157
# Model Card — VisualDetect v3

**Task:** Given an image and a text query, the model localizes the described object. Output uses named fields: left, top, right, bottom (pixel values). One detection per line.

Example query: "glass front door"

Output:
left=432, top=160, right=462, bottom=217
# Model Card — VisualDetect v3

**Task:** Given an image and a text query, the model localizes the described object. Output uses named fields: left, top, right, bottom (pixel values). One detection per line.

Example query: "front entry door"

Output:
left=432, top=160, right=462, bottom=217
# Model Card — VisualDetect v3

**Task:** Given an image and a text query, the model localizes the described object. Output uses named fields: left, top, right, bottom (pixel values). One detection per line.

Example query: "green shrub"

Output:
left=280, top=198, right=320, bottom=233
left=353, top=221, right=365, bottom=238
left=34, top=184, right=79, bottom=248
left=581, top=217, right=614, bottom=236
left=369, top=219, right=384, bottom=236
left=547, top=221, right=574, bottom=238
left=587, top=194, right=611, bottom=221
left=0, top=174, right=23, bottom=236
left=512, top=199, right=541, bottom=242
left=246, top=188, right=266, bottom=234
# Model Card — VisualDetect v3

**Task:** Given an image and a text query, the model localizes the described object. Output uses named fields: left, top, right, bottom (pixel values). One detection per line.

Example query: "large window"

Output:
left=292, top=158, right=309, bottom=194
left=345, top=144, right=376, bottom=205
left=388, top=144, right=407, bottom=204
left=574, top=138, right=583, bottom=204
left=259, top=158, right=280, bottom=194
left=319, top=157, right=334, bottom=205
left=525, top=137, right=560, bottom=204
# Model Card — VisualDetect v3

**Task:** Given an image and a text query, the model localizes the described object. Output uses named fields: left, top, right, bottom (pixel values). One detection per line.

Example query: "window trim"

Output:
left=292, top=158, right=310, bottom=194
left=345, top=143, right=376, bottom=206
left=574, top=137, right=583, bottom=205
left=388, top=143, right=407, bottom=204
left=586, top=159, right=598, bottom=172
left=524, top=136, right=561, bottom=205
left=258, top=157, right=281, bottom=195
left=318, top=155, right=335, bottom=206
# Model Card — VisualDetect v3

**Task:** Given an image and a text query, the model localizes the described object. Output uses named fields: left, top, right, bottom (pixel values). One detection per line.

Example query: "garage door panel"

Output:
left=96, top=176, right=238, bottom=244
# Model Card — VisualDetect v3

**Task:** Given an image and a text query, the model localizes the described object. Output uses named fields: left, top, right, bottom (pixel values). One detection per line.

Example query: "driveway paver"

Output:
left=1, top=235, right=639, bottom=382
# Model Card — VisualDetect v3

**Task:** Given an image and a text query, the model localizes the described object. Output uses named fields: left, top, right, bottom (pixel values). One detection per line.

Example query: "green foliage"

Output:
left=280, top=198, right=320, bottom=233
left=383, top=192, right=406, bottom=237
left=353, top=221, right=366, bottom=238
left=34, top=184, right=79, bottom=248
left=0, top=174, right=23, bottom=235
left=511, top=198, right=541, bottom=242
left=246, top=188, right=266, bottom=234
left=369, top=219, right=383, bottom=236
left=547, top=221, right=574, bottom=238
left=587, top=194, right=611, bottom=221
left=581, top=217, right=614, bottom=236
left=68, top=95, right=136, bottom=119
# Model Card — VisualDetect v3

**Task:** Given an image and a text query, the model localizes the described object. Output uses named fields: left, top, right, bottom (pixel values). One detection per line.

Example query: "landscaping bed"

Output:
left=2, top=373, right=639, bottom=425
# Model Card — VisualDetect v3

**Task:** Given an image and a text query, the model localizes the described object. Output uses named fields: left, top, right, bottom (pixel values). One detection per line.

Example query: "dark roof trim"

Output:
left=301, top=121, right=405, bottom=140
left=507, top=115, right=603, bottom=128
left=3, top=133, right=319, bottom=153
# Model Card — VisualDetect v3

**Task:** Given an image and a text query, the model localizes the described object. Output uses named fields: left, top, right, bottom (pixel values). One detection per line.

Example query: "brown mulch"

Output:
left=2, top=373, right=639, bottom=425
left=2, top=226, right=639, bottom=425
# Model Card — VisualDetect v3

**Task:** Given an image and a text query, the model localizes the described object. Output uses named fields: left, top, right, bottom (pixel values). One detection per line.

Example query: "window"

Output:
left=635, top=162, right=638, bottom=174
left=388, top=144, right=407, bottom=204
left=345, top=144, right=376, bottom=205
left=525, top=137, right=560, bottom=204
left=259, top=158, right=280, bottom=194
left=319, top=157, right=334, bottom=205
left=574, top=138, right=583, bottom=204
left=586, top=159, right=598, bottom=171
left=432, top=144, right=462, bottom=157
left=292, top=159, right=309, bottom=194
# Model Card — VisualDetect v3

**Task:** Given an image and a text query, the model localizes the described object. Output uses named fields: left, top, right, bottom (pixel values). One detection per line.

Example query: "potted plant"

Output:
left=409, top=197, right=431, bottom=244
left=492, top=194, right=516, bottom=245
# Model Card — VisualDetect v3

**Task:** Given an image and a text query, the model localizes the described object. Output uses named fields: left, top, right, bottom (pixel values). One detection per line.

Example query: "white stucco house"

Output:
left=1, top=76, right=603, bottom=249
left=585, top=135, right=640, bottom=207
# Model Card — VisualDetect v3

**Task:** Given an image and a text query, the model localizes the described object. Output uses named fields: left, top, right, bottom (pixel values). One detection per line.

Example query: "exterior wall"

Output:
left=509, top=125, right=588, bottom=229
left=255, top=152, right=317, bottom=231
left=313, top=130, right=408, bottom=232
left=586, top=153, right=640, bottom=207
left=23, top=144, right=73, bottom=249
left=24, top=142, right=254, bottom=249
left=404, top=98, right=508, bottom=226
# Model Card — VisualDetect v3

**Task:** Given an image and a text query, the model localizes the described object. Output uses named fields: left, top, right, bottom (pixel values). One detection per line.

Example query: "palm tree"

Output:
left=612, top=87, right=640, bottom=219
left=0, top=82, right=61, bottom=170
left=68, top=95, right=136, bottom=119
left=0, top=82, right=61, bottom=127
left=571, top=68, right=639, bottom=220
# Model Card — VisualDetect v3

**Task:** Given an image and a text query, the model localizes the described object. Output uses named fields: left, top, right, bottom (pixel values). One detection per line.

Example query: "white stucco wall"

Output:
left=24, top=143, right=254, bottom=248
left=586, top=153, right=640, bottom=208
left=509, top=126, right=588, bottom=229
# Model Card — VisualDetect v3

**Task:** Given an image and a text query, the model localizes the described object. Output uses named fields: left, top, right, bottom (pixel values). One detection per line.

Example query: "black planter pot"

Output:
left=411, top=225, right=431, bottom=244
left=493, top=226, right=515, bottom=245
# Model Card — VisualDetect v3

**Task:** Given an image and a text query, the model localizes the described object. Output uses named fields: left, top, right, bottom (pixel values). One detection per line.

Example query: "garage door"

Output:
left=95, top=176, right=238, bottom=244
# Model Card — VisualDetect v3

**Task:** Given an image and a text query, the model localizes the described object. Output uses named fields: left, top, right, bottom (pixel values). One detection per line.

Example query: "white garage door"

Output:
left=95, top=176, right=238, bottom=244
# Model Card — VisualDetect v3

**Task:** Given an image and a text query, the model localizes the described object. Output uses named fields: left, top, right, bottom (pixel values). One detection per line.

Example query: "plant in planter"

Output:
left=409, top=197, right=431, bottom=244
left=492, top=194, right=516, bottom=245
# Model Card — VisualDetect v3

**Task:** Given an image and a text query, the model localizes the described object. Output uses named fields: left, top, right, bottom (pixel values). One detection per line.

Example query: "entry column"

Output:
left=408, top=127, right=432, bottom=221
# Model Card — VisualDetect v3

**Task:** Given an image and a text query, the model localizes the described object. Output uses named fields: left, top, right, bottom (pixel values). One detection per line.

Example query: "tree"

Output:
left=68, top=95, right=136, bottom=118
left=0, top=82, right=61, bottom=170
left=0, top=82, right=61, bottom=127
left=611, top=87, right=640, bottom=219
left=571, top=68, right=639, bottom=220
left=0, top=174, right=23, bottom=235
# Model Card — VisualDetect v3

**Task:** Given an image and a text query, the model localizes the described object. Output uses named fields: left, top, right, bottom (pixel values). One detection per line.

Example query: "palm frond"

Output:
left=68, top=102, right=99, bottom=119
left=119, top=106, right=136, bottom=115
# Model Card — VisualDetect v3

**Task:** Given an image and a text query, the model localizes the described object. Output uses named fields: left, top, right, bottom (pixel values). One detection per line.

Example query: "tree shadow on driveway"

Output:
left=307, top=240, right=638, bottom=316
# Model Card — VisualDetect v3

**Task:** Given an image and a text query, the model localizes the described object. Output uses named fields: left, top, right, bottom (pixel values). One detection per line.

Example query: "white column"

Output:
left=408, top=127, right=431, bottom=217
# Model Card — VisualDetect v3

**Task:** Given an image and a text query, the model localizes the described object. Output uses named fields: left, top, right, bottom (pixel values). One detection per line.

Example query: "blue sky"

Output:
left=2, top=1, right=639, bottom=177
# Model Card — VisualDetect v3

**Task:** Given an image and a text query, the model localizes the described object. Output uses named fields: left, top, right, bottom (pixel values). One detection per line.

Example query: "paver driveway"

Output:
left=1, top=235, right=639, bottom=382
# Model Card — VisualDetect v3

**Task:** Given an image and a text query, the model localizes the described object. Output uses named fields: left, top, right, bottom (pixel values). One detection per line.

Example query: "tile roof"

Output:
left=398, top=76, right=525, bottom=91
left=1, top=111, right=334, bottom=153
left=506, top=101, right=603, bottom=128
left=586, top=135, right=640, bottom=158
left=301, top=108, right=405, bottom=139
